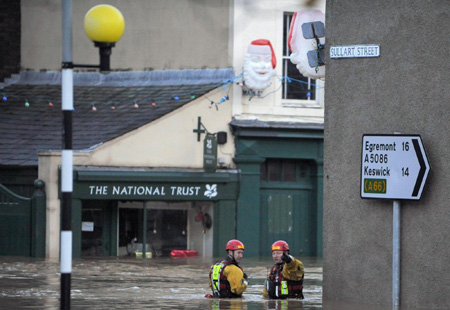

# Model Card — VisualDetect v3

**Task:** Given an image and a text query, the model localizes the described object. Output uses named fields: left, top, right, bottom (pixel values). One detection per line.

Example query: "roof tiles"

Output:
left=0, top=70, right=230, bottom=166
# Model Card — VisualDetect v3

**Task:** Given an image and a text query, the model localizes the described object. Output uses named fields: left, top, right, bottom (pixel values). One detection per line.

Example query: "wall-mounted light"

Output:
left=217, top=131, right=227, bottom=144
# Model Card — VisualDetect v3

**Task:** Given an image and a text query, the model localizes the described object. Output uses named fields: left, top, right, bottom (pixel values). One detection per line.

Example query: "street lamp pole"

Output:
left=61, top=0, right=73, bottom=309
left=60, top=2, right=124, bottom=308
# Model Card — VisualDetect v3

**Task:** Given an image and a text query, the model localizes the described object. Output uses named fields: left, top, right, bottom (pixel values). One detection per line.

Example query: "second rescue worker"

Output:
left=208, top=239, right=248, bottom=298
left=263, top=240, right=304, bottom=299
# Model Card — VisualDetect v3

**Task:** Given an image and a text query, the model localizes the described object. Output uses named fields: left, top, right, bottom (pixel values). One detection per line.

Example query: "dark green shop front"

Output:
left=231, top=121, right=324, bottom=258
left=68, top=169, right=239, bottom=258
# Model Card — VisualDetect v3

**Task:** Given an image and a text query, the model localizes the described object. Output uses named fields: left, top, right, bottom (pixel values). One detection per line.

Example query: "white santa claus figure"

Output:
left=288, top=10, right=325, bottom=79
left=243, top=39, right=277, bottom=91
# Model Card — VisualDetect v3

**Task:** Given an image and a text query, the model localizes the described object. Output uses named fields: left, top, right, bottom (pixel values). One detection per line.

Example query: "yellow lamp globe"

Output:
left=84, top=4, right=125, bottom=43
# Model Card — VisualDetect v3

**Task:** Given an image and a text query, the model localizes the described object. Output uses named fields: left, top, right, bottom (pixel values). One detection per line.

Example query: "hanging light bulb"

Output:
left=25, top=99, right=30, bottom=107
left=174, top=96, right=179, bottom=101
left=91, top=104, right=97, bottom=111
left=48, top=101, right=54, bottom=107
left=2, top=95, right=7, bottom=101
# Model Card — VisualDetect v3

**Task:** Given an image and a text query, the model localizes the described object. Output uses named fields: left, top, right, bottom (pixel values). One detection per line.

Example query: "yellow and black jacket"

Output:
left=263, top=257, right=304, bottom=299
left=209, top=257, right=247, bottom=298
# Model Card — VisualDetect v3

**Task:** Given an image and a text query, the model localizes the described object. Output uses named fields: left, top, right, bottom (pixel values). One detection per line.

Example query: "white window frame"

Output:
left=281, top=12, right=324, bottom=109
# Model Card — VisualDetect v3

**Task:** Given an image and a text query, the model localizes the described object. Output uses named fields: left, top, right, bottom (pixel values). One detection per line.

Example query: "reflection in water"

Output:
left=0, top=256, right=322, bottom=309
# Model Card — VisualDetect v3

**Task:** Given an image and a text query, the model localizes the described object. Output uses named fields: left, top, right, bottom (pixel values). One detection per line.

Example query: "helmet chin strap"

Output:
left=228, top=250, right=238, bottom=264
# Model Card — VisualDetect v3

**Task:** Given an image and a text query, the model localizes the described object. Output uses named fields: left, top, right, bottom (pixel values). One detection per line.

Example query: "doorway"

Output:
left=81, top=200, right=116, bottom=256
left=259, top=159, right=317, bottom=257
left=260, top=189, right=315, bottom=256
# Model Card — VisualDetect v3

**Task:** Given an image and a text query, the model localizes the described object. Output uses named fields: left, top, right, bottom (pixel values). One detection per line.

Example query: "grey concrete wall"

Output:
left=21, top=0, right=230, bottom=71
left=323, top=1, right=450, bottom=308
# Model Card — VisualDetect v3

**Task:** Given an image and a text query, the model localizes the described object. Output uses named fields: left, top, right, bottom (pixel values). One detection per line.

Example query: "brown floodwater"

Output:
left=0, top=256, right=322, bottom=309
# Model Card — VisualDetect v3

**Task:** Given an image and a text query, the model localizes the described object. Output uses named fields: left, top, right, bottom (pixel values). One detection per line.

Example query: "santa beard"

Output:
left=243, top=55, right=275, bottom=91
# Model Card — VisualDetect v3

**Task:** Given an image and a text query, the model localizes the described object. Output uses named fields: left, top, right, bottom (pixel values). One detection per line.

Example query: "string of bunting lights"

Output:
left=1, top=72, right=324, bottom=111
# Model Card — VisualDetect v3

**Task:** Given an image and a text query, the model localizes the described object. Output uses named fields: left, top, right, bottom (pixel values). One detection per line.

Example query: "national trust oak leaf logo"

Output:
left=204, top=184, right=218, bottom=199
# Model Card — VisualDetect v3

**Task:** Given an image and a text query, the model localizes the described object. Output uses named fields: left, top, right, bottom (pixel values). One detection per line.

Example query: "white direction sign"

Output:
left=361, top=134, right=430, bottom=200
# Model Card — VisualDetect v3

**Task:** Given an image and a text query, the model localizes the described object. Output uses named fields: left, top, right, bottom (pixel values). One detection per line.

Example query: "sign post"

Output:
left=392, top=199, right=401, bottom=307
left=361, top=134, right=430, bottom=308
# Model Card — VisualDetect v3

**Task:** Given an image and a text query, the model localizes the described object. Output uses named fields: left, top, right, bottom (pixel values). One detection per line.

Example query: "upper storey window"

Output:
left=282, top=12, right=322, bottom=108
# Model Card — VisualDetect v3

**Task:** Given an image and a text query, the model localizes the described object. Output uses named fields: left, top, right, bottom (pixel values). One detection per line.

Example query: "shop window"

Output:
left=283, top=160, right=296, bottom=182
left=119, top=204, right=188, bottom=258
left=268, top=160, right=282, bottom=181
left=282, top=12, right=320, bottom=106
left=146, top=209, right=187, bottom=257
left=260, top=159, right=312, bottom=182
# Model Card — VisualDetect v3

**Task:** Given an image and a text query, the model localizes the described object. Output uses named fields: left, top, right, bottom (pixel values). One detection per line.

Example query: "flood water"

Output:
left=0, top=256, right=322, bottom=309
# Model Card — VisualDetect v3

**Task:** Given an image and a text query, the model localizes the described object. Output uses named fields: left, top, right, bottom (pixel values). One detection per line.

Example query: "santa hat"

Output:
left=287, top=13, right=298, bottom=53
left=247, top=39, right=276, bottom=69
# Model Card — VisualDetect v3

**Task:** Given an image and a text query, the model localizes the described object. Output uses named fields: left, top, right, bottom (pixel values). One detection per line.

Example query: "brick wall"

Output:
left=0, top=0, right=21, bottom=82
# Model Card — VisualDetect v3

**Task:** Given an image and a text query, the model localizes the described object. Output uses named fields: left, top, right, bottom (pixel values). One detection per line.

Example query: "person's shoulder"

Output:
left=291, top=257, right=303, bottom=265
left=225, top=262, right=239, bottom=269
left=294, top=257, right=304, bottom=264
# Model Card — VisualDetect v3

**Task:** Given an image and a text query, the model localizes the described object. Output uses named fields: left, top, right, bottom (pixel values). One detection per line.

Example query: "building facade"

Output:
left=323, top=1, right=450, bottom=308
left=1, top=0, right=325, bottom=259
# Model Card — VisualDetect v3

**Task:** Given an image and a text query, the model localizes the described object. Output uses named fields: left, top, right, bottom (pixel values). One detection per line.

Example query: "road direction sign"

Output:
left=361, top=134, right=430, bottom=200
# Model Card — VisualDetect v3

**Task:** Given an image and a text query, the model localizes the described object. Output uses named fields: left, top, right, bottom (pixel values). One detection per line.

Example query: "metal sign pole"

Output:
left=392, top=200, right=401, bottom=308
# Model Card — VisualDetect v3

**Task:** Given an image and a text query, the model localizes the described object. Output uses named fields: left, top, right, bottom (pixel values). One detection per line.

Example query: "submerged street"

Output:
left=0, top=256, right=322, bottom=309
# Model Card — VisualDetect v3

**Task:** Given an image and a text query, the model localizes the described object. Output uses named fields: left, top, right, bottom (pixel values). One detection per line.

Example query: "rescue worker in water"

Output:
left=207, top=239, right=248, bottom=298
left=263, top=240, right=304, bottom=299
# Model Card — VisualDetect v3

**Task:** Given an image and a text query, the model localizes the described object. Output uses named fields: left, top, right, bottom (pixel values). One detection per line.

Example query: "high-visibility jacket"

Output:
left=263, top=257, right=304, bottom=299
left=209, top=258, right=247, bottom=298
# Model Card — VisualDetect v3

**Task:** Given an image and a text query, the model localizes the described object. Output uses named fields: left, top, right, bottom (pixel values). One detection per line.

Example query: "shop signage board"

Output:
left=74, top=182, right=233, bottom=200
left=70, top=170, right=239, bottom=201
left=361, top=134, right=430, bottom=200
left=204, top=134, right=217, bottom=173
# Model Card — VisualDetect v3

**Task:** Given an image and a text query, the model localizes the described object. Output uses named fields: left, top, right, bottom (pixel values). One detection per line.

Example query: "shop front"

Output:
left=67, top=168, right=239, bottom=258
left=231, top=120, right=324, bottom=257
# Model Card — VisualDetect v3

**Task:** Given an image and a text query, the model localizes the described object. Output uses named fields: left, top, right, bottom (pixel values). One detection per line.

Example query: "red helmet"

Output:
left=271, top=240, right=289, bottom=252
left=225, top=239, right=245, bottom=251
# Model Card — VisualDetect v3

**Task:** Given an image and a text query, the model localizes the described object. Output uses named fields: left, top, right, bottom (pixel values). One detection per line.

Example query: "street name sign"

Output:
left=330, top=44, right=380, bottom=58
left=361, top=134, right=430, bottom=200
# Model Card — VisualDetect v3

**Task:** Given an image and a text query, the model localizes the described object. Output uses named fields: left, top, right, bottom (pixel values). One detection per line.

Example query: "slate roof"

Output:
left=0, top=69, right=234, bottom=167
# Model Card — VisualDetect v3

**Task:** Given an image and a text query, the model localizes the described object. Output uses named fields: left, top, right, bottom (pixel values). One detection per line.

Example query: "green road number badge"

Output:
left=364, top=178, right=386, bottom=194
